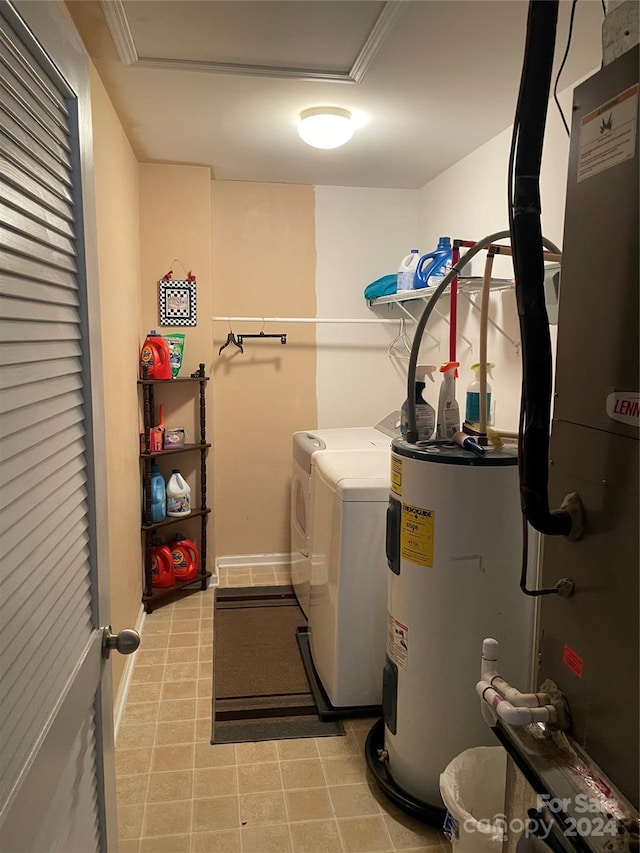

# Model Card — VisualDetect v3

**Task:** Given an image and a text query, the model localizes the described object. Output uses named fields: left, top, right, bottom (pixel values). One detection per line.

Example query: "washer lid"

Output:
left=297, top=427, right=390, bottom=449
left=293, top=427, right=391, bottom=472
left=314, top=449, right=391, bottom=501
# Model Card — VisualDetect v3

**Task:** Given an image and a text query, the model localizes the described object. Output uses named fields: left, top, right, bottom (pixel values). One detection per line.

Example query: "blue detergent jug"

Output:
left=414, top=237, right=452, bottom=289
left=146, top=462, right=166, bottom=523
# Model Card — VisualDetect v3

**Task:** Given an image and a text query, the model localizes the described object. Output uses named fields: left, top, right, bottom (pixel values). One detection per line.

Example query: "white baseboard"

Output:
left=113, top=604, right=146, bottom=742
left=215, top=552, right=293, bottom=571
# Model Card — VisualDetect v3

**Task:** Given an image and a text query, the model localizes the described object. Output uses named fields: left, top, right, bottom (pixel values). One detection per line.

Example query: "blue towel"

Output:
left=363, top=274, right=397, bottom=300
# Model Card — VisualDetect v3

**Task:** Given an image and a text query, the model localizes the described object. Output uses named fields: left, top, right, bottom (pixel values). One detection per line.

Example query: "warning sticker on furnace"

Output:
left=400, top=503, right=434, bottom=568
left=387, top=614, right=409, bottom=671
left=391, top=456, right=402, bottom=496
left=577, top=84, right=638, bottom=182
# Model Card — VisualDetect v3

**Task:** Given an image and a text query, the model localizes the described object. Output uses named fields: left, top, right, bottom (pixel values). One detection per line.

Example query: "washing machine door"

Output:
left=291, top=433, right=326, bottom=555
left=291, top=433, right=325, bottom=618
left=290, top=460, right=310, bottom=557
left=291, top=460, right=312, bottom=617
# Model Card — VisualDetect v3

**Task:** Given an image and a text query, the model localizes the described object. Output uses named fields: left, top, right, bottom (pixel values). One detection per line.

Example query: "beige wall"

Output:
left=138, top=165, right=214, bottom=571
left=211, top=182, right=317, bottom=556
left=89, top=65, right=142, bottom=695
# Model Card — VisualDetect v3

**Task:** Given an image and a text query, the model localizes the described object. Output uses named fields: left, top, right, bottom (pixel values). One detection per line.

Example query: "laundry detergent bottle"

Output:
left=397, top=249, right=420, bottom=293
left=166, top=469, right=192, bottom=517
left=465, top=362, right=494, bottom=426
left=170, top=534, right=199, bottom=582
left=401, top=365, right=437, bottom=441
left=151, top=538, right=174, bottom=588
left=140, top=330, right=172, bottom=380
left=436, top=361, right=460, bottom=440
left=145, top=462, right=166, bottom=523
left=414, top=237, right=452, bottom=289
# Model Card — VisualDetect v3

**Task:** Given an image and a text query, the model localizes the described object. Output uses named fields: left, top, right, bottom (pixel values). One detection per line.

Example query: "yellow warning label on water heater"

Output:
left=401, top=503, right=434, bottom=568
left=391, top=457, right=402, bottom=496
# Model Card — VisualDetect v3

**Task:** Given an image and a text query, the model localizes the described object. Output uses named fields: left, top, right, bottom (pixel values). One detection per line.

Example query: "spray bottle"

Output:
left=465, top=363, right=494, bottom=426
left=401, top=365, right=437, bottom=441
left=436, top=361, right=460, bottom=440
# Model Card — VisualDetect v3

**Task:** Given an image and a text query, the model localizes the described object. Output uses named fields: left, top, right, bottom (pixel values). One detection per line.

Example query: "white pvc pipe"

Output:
left=480, top=639, right=550, bottom=709
left=489, top=676, right=550, bottom=709
left=481, top=638, right=499, bottom=679
left=480, top=638, right=500, bottom=725
left=476, top=681, right=556, bottom=726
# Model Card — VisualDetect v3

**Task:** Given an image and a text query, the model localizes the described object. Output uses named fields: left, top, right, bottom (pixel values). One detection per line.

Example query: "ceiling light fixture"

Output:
left=298, top=107, right=355, bottom=149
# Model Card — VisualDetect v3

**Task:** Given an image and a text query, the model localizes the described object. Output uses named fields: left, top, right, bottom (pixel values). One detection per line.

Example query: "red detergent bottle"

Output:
left=140, top=330, right=171, bottom=380
left=151, top=538, right=174, bottom=588
left=170, top=534, right=199, bottom=582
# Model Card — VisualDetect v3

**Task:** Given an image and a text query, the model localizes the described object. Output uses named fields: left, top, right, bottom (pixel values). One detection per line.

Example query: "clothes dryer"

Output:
left=290, top=428, right=390, bottom=616
left=307, top=449, right=391, bottom=709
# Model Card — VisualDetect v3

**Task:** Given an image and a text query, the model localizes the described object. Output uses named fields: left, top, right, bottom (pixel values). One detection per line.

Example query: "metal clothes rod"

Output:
left=212, top=315, right=414, bottom=325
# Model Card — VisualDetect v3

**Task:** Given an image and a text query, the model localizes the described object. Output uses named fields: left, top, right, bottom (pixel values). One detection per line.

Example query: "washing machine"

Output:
left=290, top=427, right=391, bottom=617
left=307, top=448, right=391, bottom=709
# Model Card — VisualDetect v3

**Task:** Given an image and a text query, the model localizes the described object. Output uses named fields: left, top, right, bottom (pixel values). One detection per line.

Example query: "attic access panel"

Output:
left=103, top=0, right=398, bottom=81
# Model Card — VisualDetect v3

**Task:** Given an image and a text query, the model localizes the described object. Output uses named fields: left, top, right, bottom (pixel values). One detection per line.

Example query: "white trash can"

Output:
left=439, top=746, right=507, bottom=853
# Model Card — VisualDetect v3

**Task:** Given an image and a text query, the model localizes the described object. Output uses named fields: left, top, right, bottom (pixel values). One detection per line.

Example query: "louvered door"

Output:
left=0, top=2, right=117, bottom=851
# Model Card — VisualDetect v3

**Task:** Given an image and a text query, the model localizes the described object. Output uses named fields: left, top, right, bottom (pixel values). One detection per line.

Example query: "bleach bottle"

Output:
left=414, top=237, right=452, bottom=289
left=166, top=469, right=192, bottom=517
left=465, top=363, right=494, bottom=426
left=401, top=365, right=437, bottom=441
left=397, top=249, right=420, bottom=292
left=145, top=462, right=166, bottom=523
left=436, top=361, right=460, bottom=440
left=140, top=330, right=171, bottom=380
left=170, top=534, right=199, bottom=582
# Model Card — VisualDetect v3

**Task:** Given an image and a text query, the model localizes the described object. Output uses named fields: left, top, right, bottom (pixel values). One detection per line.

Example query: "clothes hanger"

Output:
left=235, top=319, right=287, bottom=347
left=236, top=331, right=287, bottom=346
left=388, top=319, right=412, bottom=360
left=218, top=325, right=243, bottom=355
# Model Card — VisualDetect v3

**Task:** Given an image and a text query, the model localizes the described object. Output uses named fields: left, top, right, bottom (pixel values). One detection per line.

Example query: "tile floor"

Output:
left=116, top=568, right=451, bottom=852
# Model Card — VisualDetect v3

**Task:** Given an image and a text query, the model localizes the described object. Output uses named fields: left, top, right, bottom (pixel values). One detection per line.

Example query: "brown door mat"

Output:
left=212, top=586, right=344, bottom=743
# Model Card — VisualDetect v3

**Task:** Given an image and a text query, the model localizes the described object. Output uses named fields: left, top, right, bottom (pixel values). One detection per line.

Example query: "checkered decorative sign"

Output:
left=159, top=278, right=197, bottom=326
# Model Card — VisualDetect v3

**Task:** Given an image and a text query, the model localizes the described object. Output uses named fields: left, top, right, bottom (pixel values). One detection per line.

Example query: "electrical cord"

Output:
left=553, top=0, right=608, bottom=136
left=553, top=0, right=578, bottom=136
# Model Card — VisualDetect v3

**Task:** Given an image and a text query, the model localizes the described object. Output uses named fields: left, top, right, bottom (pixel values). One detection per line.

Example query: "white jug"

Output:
left=166, top=469, right=191, bottom=517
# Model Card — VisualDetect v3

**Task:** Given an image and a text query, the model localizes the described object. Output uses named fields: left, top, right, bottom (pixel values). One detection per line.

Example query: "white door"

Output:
left=0, top=2, right=131, bottom=850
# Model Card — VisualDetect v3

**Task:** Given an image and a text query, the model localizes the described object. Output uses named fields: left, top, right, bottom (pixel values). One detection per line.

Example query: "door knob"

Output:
left=102, top=626, right=141, bottom=660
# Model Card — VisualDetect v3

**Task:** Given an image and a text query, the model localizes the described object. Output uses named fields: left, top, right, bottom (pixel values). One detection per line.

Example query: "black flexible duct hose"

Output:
left=510, top=0, right=571, bottom=537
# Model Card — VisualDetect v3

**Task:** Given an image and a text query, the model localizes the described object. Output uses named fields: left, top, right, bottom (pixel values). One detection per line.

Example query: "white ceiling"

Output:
left=68, top=0, right=604, bottom=189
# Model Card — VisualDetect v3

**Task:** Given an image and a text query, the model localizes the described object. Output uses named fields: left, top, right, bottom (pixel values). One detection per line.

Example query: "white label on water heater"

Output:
left=606, top=391, right=640, bottom=426
left=387, top=614, right=408, bottom=671
left=577, top=84, right=638, bottom=182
